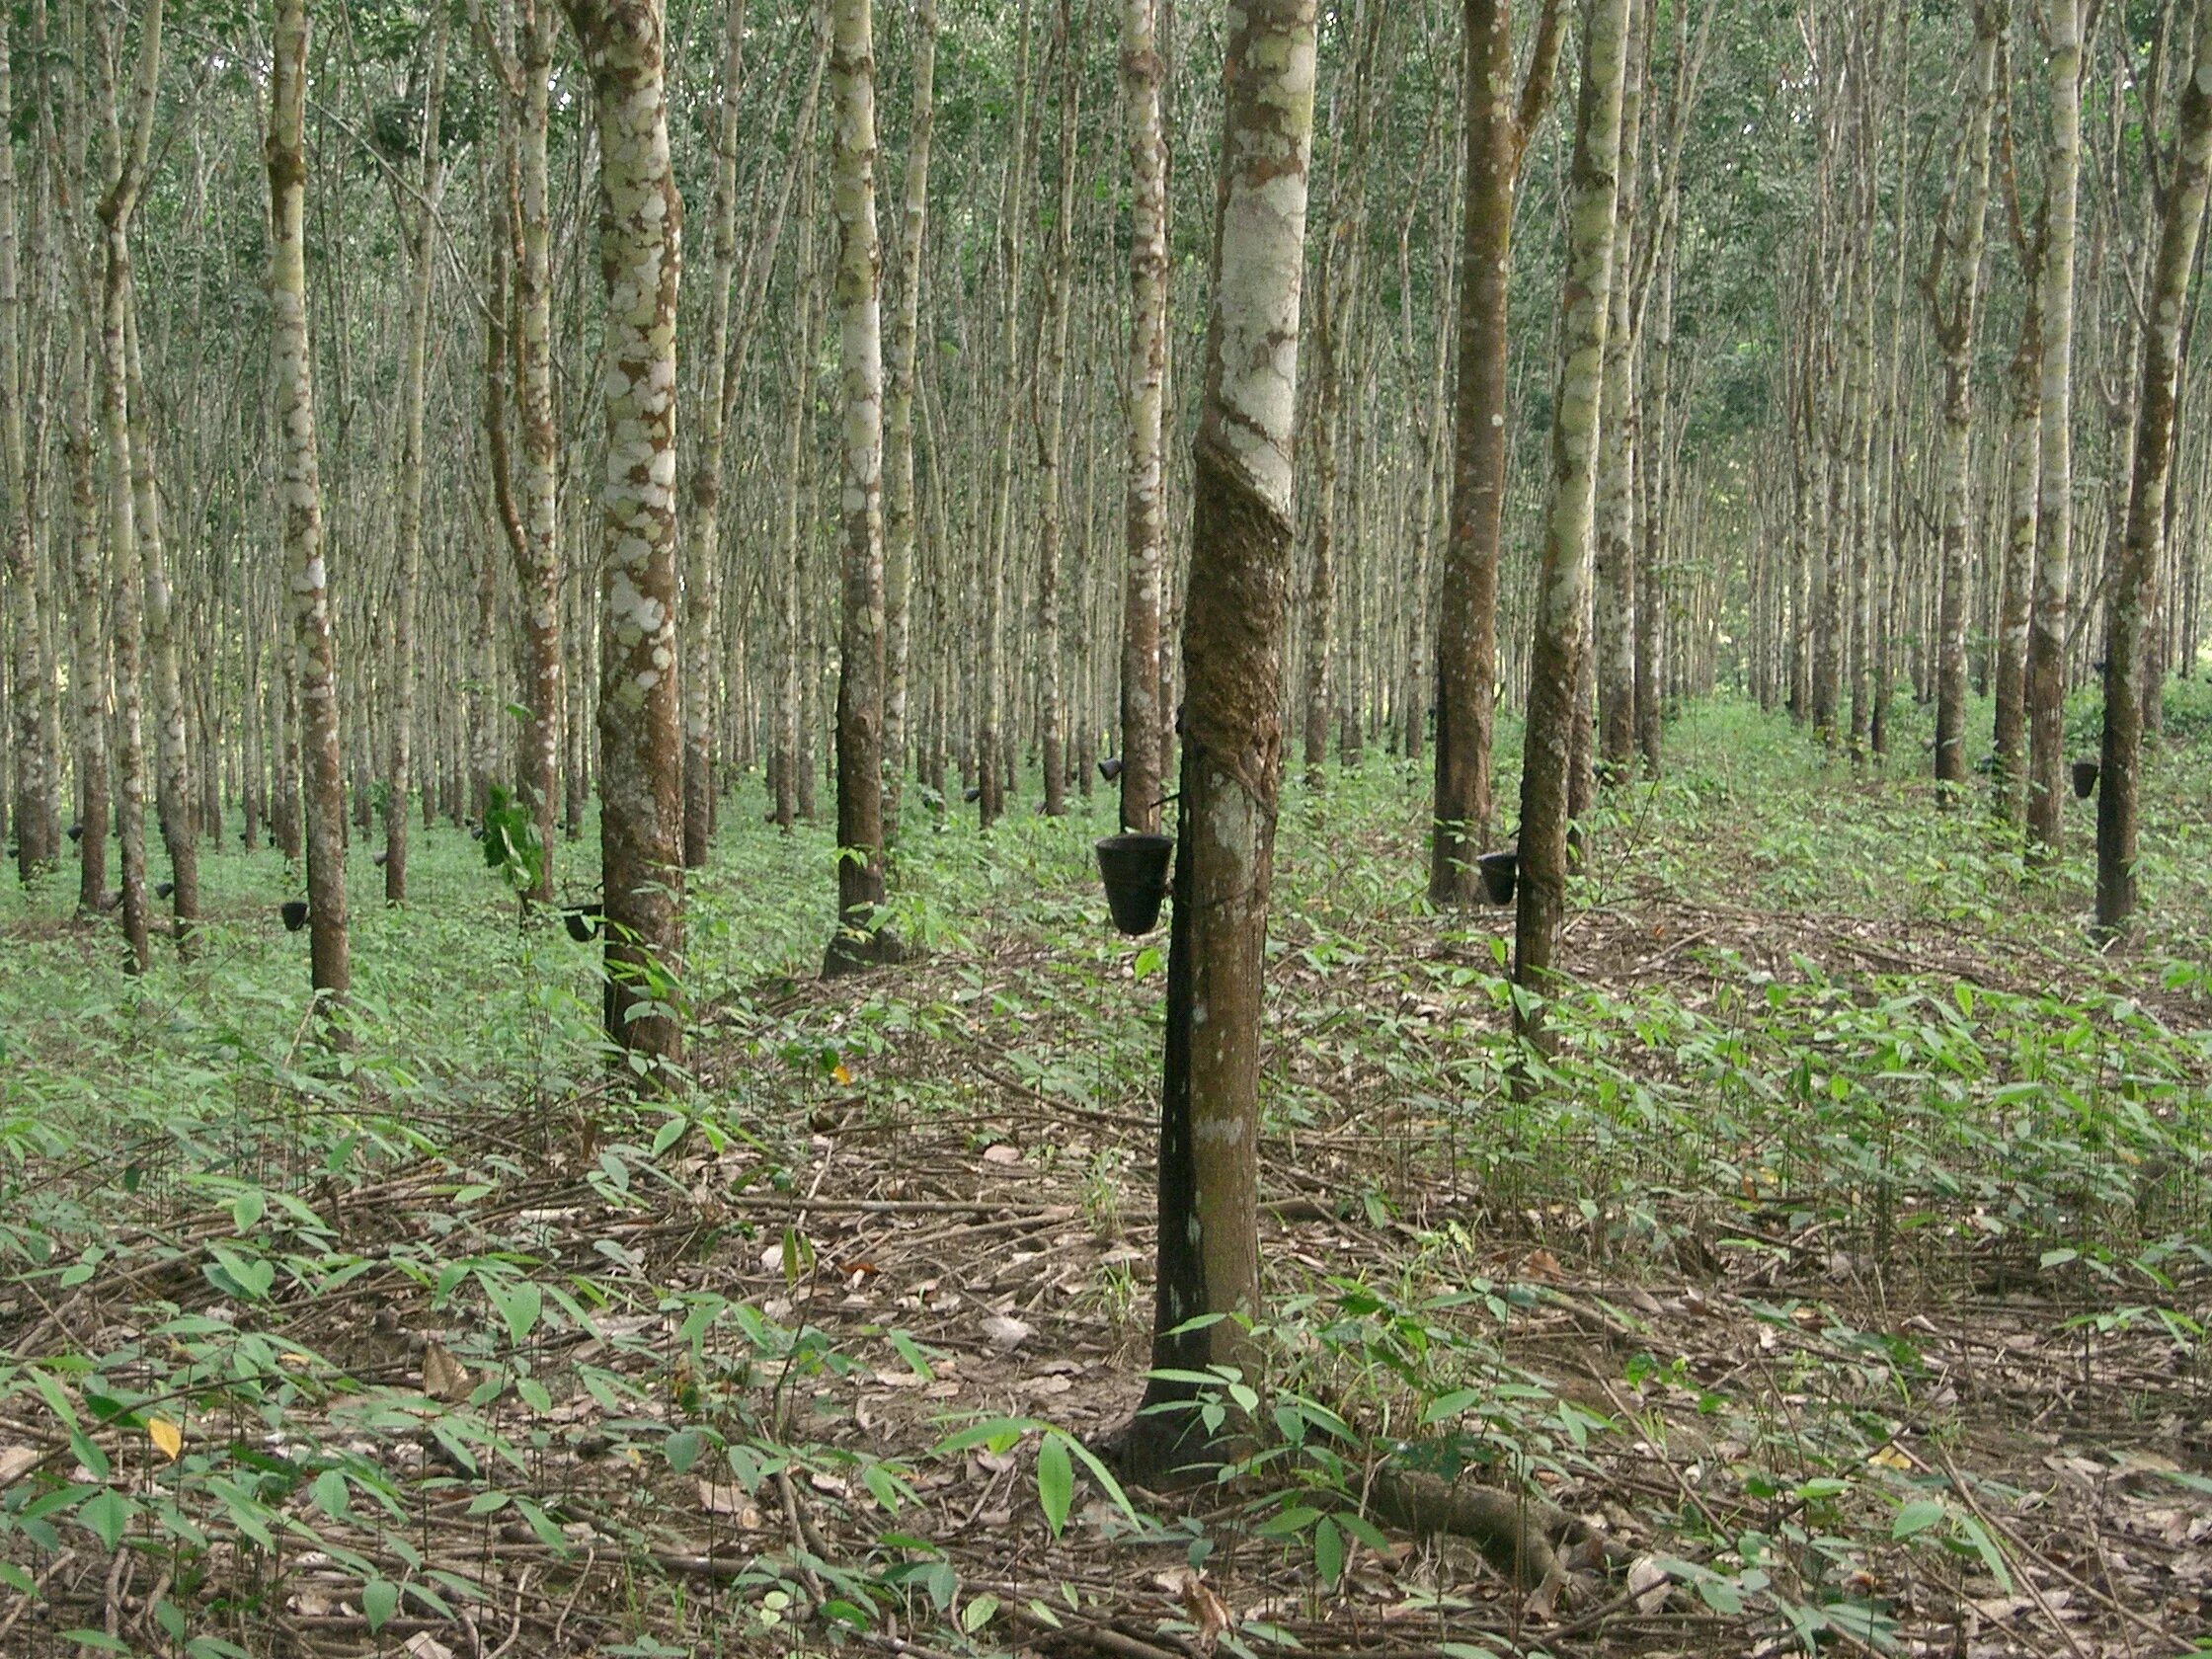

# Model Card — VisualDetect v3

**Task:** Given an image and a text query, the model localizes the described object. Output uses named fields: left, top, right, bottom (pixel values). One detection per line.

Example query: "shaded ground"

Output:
left=3, top=709, right=2209, bottom=1658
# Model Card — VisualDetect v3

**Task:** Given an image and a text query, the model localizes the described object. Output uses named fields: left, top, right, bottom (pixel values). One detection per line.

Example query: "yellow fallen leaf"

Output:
left=147, top=1417, right=183, bottom=1462
left=1867, top=1444, right=1913, bottom=1470
left=831, top=1062, right=852, bottom=1085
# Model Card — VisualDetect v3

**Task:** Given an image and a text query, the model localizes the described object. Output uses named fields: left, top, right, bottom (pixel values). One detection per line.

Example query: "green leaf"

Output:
left=962, top=1593, right=1000, bottom=1632
left=362, top=1579, right=399, bottom=1633
left=1892, top=1498, right=1945, bottom=1539
left=666, top=1430, right=703, bottom=1474
left=312, top=1467, right=351, bottom=1521
left=1955, top=1514, right=2013, bottom=1590
left=1037, top=1436, right=1073, bottom=1539
left=863, top=1462, right=906, bottom=1514
left=78, top=1488, right=133, bottom=1551
left=485, top=1276, right=543, bottom=1348
left=1313, top=1516, right=1345, bottom=1587
left=58, top=1631, right=132, bottom=1653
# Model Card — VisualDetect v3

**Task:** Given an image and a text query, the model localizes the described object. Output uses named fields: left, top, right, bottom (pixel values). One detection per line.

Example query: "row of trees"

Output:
left=2, top=0, right=2209, bottom=1464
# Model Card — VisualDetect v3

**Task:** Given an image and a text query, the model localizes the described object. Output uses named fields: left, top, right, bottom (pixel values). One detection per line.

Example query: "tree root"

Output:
left=1370, top=1469, right=1600, bottom=1590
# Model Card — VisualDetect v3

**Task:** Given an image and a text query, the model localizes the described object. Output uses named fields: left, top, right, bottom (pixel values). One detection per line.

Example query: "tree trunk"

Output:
left=978, top=0, right=1035, bottom=830
left=1928, top=1, right=1998, bottom=801
left=514, top=1, right=563, bottom=903
left=269, top=0, right=351, bottom=1015
left=882, top=0, right=936, bottom=847
left=1592, top=0, right=1643, bottom=785
left=385, top=8, right=446, bottom=903
left=681, top=0, right=744, bottom=871
left=826, top=0, right=903, bottom=976
left=1430, top=0, right=1563, bottom=906
left=1118, top=0, right=1167, bottom=836
left=1033, top=0, right=1079, bottom=823
left=1514, top=0, right=1631, bottom=1047
left=1, top=18, right=54, bottom=888
left=2096, top=0, right=2212, bottom=938
left=563, top=0, right=685, bottom=1071
left=2025, top=0, right=2085, bottom=856
left=1128, top=0, right=1316, bottom=1482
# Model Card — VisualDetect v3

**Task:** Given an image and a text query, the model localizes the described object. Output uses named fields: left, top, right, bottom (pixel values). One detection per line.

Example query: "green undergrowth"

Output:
left=0, top=697, right=2207, bottom=1654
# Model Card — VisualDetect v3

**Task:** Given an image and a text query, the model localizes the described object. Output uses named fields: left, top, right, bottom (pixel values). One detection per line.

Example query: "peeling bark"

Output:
left=562, top=0, right=686, bottom=1071
left=269, top=0, right=351, bottom=1015
left=2097, top=0, right=2212, bottom=938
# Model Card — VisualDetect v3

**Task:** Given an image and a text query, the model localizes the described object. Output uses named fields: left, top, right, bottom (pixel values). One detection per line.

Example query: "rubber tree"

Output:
left=269, top=0, right=351, bottom=1015
left=1924, top=0, right=1998, bottom=802
left=1512, top=0, right=1632, bottom=1051
left=2025, top=0, right=2086, bottom=857
left=1, top=18, right=56, bottom=886
left=1132, top=0, right=1317, bottom=1481
left=1427, top=0, right=1565, bottom=907
left=680, top=0, right=743, bottom=871
left=882, top=0, right=936, bottom=847
left=385, top=6, right=448, bottom=902
left=1117, top=0, right=1169, bottom=837
left=89, top=0, right=164, bottom=970
left=562, top=0, right=686, bottom=1071
left=826, top=0, right=906, bottom=975
left=2096, top=0, right=2212, bottom=938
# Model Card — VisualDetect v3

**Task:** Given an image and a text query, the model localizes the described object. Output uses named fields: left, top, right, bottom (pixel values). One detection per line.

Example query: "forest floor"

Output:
left=2, top=697, right=2210, bottom=1659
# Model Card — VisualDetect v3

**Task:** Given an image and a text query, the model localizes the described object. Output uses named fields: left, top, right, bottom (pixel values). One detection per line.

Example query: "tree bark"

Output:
left=826, top=0, right=904, bottom=976
left=1927, top=1, right=1998, bottom=801
left=1429, top=0, right=1564, bottom=906
left=562, top=0, right=685, bottom=1071
left=978, top=0, right=1034, bottom=830
left=1118, top=0, right=1168, bottom=836
left=385, top=7, right=447, bottom=903
left=2025, top=0, right=2085, bottom=857
left=0, top=18, right=56, bottom=887
left=269, top=0, right=351, bottom=1015
left=1513, top=0, right=1631, bottom=1048
left=883, top=0, right=936, bottom=846
left=1130, top=0, right=1316, bottom=1480
left=681, top=0, right=744, bottom=871
left=1032, top=0, right=1079, bottom=822
left=2096, top=0, right=2212, bottom=938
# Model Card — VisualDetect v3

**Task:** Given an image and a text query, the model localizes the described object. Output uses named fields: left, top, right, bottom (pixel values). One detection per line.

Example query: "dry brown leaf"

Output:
left=422, top=1340, right=471, bottom=1402
left=0, top=1445, right=42, bottom=1485
left=982, top=1144, right=1022, bottom=1165
left=983, top=1313, right=1032, bottom=1350
left=1179, top=1573, right=1231, bottom=1653
left=696, top=1479, right=760, bottom=1525
left=403, top=1633, right=455, bottom=1659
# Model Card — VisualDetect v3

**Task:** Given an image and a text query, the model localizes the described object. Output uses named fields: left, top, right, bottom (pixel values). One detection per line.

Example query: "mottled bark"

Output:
left=1927, top=1, right=1998, bottom=801
left=978, top=0, right=1034, bottom=830
left=126, top=287, right=195, bottom=941
left=269, top=0, right=351, bottom=1012
left=2096, top=0, right=2212, bottom=938
left=681, top=0, right=744, bottom=871
left=2025, top=0, right=2085, bottom=857
left=1514, top=0, right=1630, bottom=1045
left=1130, top=0, right=1315, bottom=1480
left=1592, top=0, right=1643, bottom=783
left=1033, top=0, right=1079, bottom=822
left=826, top=0, right=903, bottom=976
left=1429, top=0, right=1565, bottom=906
left=1992, top=285, right=2039, bottom=821
left=89, top=0, right=163, bottom=970
left=1119, top=0, right=1167, bottom=835
left=1, top=19, right=55, bottom=886
left=386, top=8, right=446, bottom=903
left=563, top=0, right=685, bottom=1070
left=883, top=0, right=935, bottom=847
